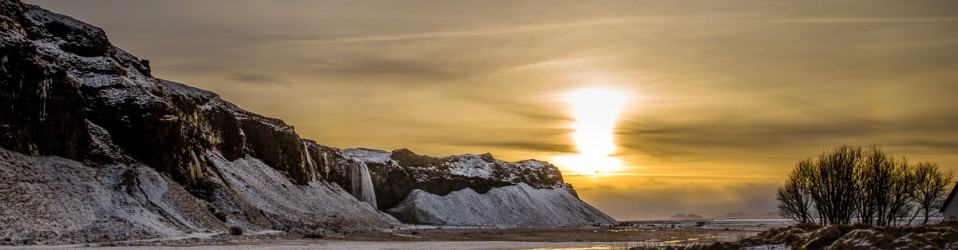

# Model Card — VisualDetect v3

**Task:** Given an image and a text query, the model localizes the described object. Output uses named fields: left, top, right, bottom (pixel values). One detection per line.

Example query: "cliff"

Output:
left=0, top=0, right=613, bottom=244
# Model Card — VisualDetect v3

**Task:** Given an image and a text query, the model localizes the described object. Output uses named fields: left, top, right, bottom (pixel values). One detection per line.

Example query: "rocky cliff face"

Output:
left=0, top=0, right=613, bottom=244
left=1, top=1, right=394, bottom=243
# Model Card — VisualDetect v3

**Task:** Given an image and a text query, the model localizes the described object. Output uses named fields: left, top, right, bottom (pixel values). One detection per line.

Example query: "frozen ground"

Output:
left=620, top=218, right=794, bottom=232
left=0, top=226, right=758, bottom=249
left=0, top=241, right=644, bottom=250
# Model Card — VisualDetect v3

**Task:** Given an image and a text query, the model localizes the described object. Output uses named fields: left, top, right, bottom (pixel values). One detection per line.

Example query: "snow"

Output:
left=444, top=155, right=495, bottom=179
left=0, top=146, right=398, bottom=245
left=203, top=150, right=397, bottom=230
left=387, top=183, right=614, bottom=227
left=343, top=148, right=393, bottom=164
left=160, top=80, right=218, bottom=102
left=442, top=155, right=558, bottom=184
left=0, top=148, right=219, bottom=244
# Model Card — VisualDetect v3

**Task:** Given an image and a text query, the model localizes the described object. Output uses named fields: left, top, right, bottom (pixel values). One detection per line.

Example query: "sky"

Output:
left=26, top=0, right=958, bottom=220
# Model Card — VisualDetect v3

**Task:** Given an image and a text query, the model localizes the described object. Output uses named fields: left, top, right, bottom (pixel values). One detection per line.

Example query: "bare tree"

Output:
left=885, top=158, right=915, bottom=226
left=855, top=146, right=894, bottom=225
left=777, top=159, right=813, bottom=223
left=910, top=161, right=955, bottom=224
left=805, top=145, right=861, bottom=225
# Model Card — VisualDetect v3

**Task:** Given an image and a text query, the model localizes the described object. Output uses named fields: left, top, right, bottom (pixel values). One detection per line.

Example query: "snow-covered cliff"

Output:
left=0, top=0, right=614, bottom=244
left=338, top=148, right=615, bottom=226
left=0, top=1, right=397, bottom=244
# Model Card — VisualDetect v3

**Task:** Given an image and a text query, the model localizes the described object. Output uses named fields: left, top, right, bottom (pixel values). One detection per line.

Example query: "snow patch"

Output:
left=444, top=155, right=494, bottom=179
left=343, top=148, right=393, bottom=164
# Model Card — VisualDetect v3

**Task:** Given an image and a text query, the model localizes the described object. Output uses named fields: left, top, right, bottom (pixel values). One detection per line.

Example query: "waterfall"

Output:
left=302, top=142, right=316, bottom=180
left=351, top=162, right=378, bottom=209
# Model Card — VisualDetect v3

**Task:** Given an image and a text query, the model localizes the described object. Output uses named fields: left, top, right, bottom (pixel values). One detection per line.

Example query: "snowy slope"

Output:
left=0, top=146, right=398, bottom=244
left=0, top=148, right=221, bottom=244
left=387, top=183, right=615, bottom=227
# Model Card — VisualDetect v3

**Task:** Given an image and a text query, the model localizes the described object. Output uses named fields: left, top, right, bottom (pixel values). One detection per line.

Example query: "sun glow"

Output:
left=554, top=88, right=628, bottom=175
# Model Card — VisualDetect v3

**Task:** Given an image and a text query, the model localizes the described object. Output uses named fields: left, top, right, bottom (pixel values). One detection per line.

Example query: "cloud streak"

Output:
left=769, top=17, right=958, bottom=24
left=275, top=17, right=648, bottom=45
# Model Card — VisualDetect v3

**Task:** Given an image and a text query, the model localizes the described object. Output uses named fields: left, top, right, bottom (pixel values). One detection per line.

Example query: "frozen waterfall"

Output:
left=351, top=162, right=378, bottom=209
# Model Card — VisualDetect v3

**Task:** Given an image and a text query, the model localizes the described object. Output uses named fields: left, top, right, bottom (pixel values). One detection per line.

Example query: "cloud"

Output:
left=453, top=141, right=576, bottom=154
left=572, top=177, right=781, bottom=220
left=273, top=17, right=649, bottom=45
left=228, top=72, right=291, bottom=86
left=769, top=17, right=958, bottom=24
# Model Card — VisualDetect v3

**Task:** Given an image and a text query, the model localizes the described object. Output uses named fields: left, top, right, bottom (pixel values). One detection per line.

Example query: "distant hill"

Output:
left=715, top=212, right=783, bottom=219
left=670, top=214, right=704, bottom=220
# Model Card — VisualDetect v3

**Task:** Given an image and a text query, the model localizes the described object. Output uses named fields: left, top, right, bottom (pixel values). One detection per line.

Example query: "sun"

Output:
left=553, top=87, right=628, bottom=175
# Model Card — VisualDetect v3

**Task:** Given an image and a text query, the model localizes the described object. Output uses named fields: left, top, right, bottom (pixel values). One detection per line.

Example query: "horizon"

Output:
left=25, top=0, right=958, bottom=220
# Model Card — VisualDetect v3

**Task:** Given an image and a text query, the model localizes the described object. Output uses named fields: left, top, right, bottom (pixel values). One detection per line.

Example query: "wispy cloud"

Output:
left=269, top=15, right=958, bottom=46
left=276, top=17, right=650, bottom=45
left=769, top=17, right=958, bottom=24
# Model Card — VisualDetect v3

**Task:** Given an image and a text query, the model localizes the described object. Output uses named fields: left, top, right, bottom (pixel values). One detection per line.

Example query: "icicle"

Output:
left=351, top=162, right=377, bottom=209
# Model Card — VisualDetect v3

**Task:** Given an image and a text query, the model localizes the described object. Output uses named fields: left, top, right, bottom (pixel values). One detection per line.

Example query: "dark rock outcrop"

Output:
left=0, top=0, right=89, bottom=161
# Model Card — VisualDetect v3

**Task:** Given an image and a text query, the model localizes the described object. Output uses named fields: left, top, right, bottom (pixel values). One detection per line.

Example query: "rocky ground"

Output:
left=0, top=227, right=757, bottom=248
left=633, top=223, right=958, bottom=250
